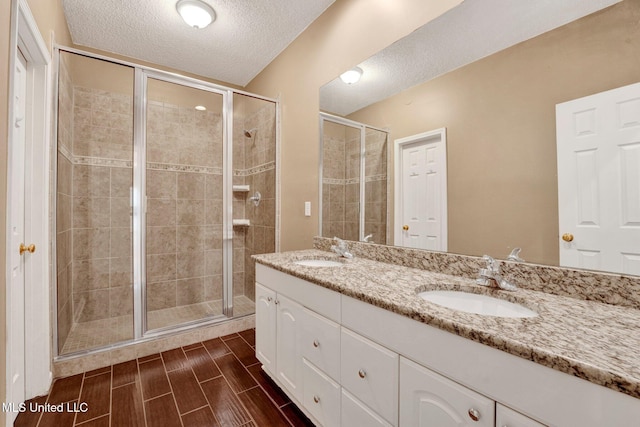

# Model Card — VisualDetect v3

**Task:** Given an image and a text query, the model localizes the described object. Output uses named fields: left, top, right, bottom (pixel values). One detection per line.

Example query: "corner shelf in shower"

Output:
left=232, top=219, right=251, bottom=227
left=232, top=185, right=250, bottom=192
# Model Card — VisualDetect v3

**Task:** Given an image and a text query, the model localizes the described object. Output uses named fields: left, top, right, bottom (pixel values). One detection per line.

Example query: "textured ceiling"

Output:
left=320, top=0, right=622, bottom=116
left=62, top=0, right=335, bottom=86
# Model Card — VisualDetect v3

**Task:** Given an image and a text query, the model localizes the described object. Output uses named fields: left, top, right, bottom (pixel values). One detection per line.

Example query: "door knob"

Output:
left=562, top=233, right=574, bottom=242
left=19, top=243, right=36, bottom=255
left=402, top=225, right=409, bottom=231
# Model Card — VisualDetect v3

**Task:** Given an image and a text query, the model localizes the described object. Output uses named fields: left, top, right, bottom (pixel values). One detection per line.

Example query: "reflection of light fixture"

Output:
left=340, top=67, right=363, bottom=85
left=195, top=105, right=207, bottom=111
left=176, top=0, right=216, bottom=29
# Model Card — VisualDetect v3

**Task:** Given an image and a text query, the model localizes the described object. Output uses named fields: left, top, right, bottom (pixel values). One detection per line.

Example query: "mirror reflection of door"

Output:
left=394, top=129, right=448, bottom=251
left=556, top=82, right=640, bottom=275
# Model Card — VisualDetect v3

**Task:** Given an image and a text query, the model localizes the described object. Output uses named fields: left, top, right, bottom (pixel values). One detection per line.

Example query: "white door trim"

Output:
left=6, top=0, right=52, bottom=417
left=393, top=129, right=448, bottom=249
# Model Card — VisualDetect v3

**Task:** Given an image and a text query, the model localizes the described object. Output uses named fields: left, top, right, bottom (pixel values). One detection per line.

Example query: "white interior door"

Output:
left=394, top=129, right=447, bottom=251
left=557, top=82, right=640, bottom=275
left=7, top=49, right=28, bottom=418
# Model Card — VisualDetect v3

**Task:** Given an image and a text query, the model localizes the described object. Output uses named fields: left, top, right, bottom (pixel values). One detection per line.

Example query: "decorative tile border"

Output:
left=322, top=174, right=386, bottom=186
left=75, top=156, right=132, bottom=168
left=234, top=161, right=276, bottom=177
left=147, top=162, right=222, bottom=175
left=58, top=152, right=272, bottom=176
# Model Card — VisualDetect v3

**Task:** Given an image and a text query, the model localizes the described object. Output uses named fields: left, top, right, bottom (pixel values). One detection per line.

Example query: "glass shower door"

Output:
left=144, top=76, right=226, bottom=331
left=55, top=51, right=135, bottom=355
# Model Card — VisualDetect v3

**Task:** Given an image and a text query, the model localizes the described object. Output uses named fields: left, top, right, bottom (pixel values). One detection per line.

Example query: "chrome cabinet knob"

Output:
left=358, top=369, right=366, bottom=379
left=313, top=395, right=320, bottom=403
left=468, top=408, right=480, bottom=421
left=313, top=340, right=319, bottom=348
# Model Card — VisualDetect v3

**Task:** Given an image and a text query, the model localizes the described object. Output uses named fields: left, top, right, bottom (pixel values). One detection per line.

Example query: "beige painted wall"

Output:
left=247, top=0, right=463, bottom=251
left=347, top=0, right=640, bottom=266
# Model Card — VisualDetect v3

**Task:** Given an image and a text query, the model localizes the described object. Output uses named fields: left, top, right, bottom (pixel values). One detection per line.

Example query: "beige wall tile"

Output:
left=177, top=173, right=204, bottom=199
left=147, top=280, right=177, bottom=311
left=147, top=254, right=177, bottom=282
left=110, top=257, right=132, bottom=288
left=176, top=278, right=204, bottom=306
left=147, top=198, right=176, bottom=226
left=146, top=169, right=176, bottom=199
left=73, top=165, right=110, bottom=198
left=73, top=197, right=110, bottom=228
left=146, top=226, right=177, bottom=255
left=73, top=228, right=110, bottom=260
left=72, top=258, right=110, bottom=291
left=176, top=251, right=204, bottom=279
left=110, top=286, right=133, bottom=317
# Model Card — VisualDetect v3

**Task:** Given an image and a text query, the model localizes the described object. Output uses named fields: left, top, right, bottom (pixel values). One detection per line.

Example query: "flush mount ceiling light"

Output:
left=340, top=67, right=363, bottom=85
left=195, top=105, right=207, bottom=111
left=176, top=0, right=216, bottom=29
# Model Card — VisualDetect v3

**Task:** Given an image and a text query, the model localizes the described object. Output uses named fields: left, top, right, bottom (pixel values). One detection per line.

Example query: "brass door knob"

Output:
left=19, top=243, right=36, bottom=255
left=562, top=233, right=574, bottom=242
left=402, top=225, right=409, bottom=231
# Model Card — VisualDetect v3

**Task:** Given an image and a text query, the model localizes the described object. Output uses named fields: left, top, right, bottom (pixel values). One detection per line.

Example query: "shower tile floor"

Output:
left=61, top=296, right=255, bottom=354
left=16, top=329, right=315, bottom=427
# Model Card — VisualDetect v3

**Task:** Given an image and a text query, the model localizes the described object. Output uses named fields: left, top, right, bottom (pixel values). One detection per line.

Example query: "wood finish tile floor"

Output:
left=15, top=329, right=315, bottom=427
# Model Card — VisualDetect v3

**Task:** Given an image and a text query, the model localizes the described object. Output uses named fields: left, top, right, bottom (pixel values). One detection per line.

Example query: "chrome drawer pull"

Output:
left=468, top=408, right=480, bottom=421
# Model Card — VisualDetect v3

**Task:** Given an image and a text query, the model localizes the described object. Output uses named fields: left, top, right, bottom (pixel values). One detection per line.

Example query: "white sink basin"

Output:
left=418, top=290, right=537, bottom=318
left=294, top=259, right=344, bottom=267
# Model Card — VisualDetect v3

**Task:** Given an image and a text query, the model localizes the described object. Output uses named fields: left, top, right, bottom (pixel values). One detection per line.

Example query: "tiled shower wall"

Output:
left=322, top=125, right=387, bottom=244
left=234, top=102, right=276, bottom=300
left=322, top=128, right=360, bottom=241
left=145, top=100, right=225, bottom=313
left=55, top=53, right=136, bottom=352
left=70, top=85, right=134, bottom=325
left=364, top=128, right=387, bottom=244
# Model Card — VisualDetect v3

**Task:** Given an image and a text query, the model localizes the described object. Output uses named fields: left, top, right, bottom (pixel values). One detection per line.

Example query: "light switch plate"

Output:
left=304, top=201, right=311, bottom=216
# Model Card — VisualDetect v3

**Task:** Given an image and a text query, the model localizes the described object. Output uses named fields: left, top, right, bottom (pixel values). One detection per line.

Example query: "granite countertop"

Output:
left=253, top=249, right=640, bottom=400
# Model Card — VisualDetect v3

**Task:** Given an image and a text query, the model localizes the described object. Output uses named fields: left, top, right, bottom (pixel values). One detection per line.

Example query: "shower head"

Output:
left=244, top=128, right=257, bottom=138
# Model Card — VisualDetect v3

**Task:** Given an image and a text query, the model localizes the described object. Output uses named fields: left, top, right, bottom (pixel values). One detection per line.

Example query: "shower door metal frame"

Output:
left=52, top=46, right=279, bottom=358
left=136, top=69, right=234, bottom=335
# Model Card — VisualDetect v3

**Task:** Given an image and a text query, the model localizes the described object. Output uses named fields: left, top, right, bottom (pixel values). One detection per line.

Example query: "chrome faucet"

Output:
left=476, top=255, right=517, bottom=291
left=331, top=237, right=354, bottom=259
left=362, top=234, right=374, bottom=243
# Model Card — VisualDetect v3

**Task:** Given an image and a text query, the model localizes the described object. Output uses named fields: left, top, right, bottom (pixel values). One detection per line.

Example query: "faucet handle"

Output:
left=482, top=255, right=500, bottom=274
left=507, top=248, right=524, bottom=262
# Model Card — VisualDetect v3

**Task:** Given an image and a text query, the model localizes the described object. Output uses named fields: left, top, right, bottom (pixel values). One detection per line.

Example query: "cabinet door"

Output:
left=255, top=283, right=276, bottom=374
left=276, top=293, right=305, bottom=402
left=496, top=404, right=547, bottom=427
left=400, top=357, right=494, bottom=427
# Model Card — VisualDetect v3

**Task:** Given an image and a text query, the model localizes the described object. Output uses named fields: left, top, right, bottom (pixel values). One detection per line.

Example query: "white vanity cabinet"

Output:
left=256, top=264, right=640, bottom=427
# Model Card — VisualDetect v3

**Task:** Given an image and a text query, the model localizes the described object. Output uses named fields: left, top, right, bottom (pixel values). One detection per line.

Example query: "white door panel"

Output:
left=395, top=129, right=447, bottom=251
left=8, top=49, right=28, bottom=417
left=557, top=82, right=640, bottom=275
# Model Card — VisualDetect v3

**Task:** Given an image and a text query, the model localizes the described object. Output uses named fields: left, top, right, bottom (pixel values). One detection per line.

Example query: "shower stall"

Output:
left=319, top=113, right=388, bottom=244
left=54, top=48, right=277, bottom=356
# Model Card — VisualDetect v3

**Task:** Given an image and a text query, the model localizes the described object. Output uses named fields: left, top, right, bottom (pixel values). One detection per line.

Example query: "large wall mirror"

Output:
left=319, top=0, right=640, bottom=275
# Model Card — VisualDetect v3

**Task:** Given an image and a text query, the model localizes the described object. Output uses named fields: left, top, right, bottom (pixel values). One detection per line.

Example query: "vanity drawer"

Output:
left=340, top=327, right=398, bottom=425
left=301, top=307, right=340, bottom=381
left=303, top=359, right=340, bottom=427
left=341, top=388, right=393, bottom=427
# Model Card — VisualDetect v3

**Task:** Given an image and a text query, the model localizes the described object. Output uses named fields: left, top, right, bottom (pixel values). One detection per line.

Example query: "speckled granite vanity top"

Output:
left=253, top=249, right=640, bottom=400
